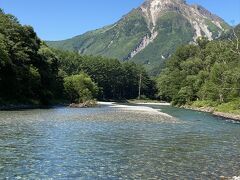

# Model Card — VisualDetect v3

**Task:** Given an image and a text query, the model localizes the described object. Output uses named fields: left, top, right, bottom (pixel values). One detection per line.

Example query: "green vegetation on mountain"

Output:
left=157, top=26, right=240, bottom=114
left=131, top=12, right=195, bottom=75
left=47, top=9, right=149, bottom=60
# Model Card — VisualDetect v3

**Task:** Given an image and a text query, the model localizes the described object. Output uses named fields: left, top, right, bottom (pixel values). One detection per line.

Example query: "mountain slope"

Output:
left=48, top=9, right=150, bottom=60
left=47, top=0, right=230, bottom=75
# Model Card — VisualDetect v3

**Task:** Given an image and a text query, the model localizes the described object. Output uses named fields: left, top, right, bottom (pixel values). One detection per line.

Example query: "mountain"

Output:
left=47, top=0, right=230, bottom=75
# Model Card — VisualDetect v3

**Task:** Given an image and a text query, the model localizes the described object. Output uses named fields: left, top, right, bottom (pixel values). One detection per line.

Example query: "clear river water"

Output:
left=0, top=104, right=239, bottom=179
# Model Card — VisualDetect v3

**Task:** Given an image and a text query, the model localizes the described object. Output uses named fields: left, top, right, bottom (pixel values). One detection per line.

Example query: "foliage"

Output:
left=0, top=10, right=157, bottom=105
left=192, top=100, right=219, bottom=108
left=192, top=99, right=240, bottom=115
left=64, top=73, right=98, bottom=103
left=0, top=11, right=63, bottom=104
left=55, top=49, right=157, bottom=100
left=157, top=32, right=240, bottom=107
left=215, top=99, right=240, bottom=115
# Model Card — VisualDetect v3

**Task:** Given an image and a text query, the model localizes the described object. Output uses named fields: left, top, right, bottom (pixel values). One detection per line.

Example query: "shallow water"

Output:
left=0, top=104, right=239, bottom=179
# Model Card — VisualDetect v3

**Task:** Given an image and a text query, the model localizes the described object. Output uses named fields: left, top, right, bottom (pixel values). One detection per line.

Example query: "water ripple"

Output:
left=0, top=105, right=239, bottom=179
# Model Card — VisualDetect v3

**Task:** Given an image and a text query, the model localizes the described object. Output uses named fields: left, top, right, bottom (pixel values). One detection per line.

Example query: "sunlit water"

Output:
left=0, top=104, right=239, bottom=179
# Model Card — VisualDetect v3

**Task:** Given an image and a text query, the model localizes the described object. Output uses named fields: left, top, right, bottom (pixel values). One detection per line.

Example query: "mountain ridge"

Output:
left=47, top=0, right=230, bottom=75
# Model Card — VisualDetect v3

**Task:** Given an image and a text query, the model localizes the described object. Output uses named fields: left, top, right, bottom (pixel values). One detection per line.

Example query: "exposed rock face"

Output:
left=141, top=0, right=185, bottom=27
left=140, top=0, right=223, bottom=41
left=127, top=31, right=158, bottom=59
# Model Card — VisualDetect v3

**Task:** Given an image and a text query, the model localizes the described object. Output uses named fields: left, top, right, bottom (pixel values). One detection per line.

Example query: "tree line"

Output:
left=55, top=50, right=157, bottom=101
left=0, top=10, right=156, bottom=105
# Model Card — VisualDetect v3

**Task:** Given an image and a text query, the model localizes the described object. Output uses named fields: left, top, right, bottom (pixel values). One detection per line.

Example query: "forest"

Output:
left=0, top=10, right=156, bottom=105
left=0, top=9, right=62, bottom=105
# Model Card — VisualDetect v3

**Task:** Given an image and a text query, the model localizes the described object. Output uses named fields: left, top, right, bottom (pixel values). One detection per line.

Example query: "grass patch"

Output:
left=191, top=99, right=240, bottom=115
left=192, top=100, right=219, bottom=108
left=215, top=99, right=240, bottom=115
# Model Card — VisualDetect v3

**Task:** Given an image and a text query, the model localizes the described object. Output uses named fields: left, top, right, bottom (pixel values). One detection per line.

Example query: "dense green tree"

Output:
left=157, top=29, right=240, bottom=106
left=64, top=73, right=98, bottom=103
left=0, top=11, right=63, bottom=104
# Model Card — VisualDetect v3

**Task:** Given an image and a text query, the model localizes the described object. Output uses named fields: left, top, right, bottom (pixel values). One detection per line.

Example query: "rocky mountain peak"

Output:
left=140, top=0, right=226, bottom=41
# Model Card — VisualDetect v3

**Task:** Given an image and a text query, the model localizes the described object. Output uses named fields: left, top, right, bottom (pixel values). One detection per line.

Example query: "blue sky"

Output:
left=1, top=0, right=240, bottom=41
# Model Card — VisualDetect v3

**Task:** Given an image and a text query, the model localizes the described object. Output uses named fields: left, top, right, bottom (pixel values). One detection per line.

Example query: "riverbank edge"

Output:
left=76, top=100, right=240, bottom=122
left=2, top=102, right=239, bottom=122
left=0, top=103, right=68, bottom=111
left=182, top=105, right=240, bottom=121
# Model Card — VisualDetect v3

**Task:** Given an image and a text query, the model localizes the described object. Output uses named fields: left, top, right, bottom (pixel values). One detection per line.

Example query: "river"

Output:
left=0, top=103, right=239, bottom=179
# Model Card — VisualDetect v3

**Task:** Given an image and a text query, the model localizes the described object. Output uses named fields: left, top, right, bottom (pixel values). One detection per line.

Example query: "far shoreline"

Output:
left=127, top=101, right=240, bottom=122
left=132, top=102, right=240, bottom=122
left=182, top=105, right=240, bottom=122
